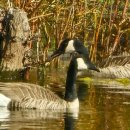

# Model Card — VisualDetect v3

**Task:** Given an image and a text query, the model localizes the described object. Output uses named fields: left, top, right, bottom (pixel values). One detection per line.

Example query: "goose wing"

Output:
left=0, top=82, right=66, bottom=109
left=97, top=55, right=130, bottom=68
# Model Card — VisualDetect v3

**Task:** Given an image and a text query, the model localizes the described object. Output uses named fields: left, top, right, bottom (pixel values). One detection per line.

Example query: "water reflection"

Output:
left=0, top=108, right=10, bottom=122
left=64, top=114, right=76, bottom=130
left=0, top=108, right=78, bottom=130
left=1, top=81, right=130, bottom=130
left=77, top=82, right=89, bottom=101
left=1, top=67, right=130, bottom=130
left=77, top=82, right=130, bottom=130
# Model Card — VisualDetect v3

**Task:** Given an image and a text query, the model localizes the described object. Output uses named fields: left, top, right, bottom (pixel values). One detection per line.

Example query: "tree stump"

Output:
left=0, top=7, right=31, bottom=78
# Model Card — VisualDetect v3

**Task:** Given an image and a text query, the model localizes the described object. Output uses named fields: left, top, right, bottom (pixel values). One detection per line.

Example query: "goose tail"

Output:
left=0, top=94, right=11, bottom=107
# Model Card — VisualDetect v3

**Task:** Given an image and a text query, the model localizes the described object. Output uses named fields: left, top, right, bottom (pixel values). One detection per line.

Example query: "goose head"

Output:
left=46, top=38, right=89, bottom=62
left=46, top=39, right=100, bottom=72
left=71, top=52, right=90, bottom=71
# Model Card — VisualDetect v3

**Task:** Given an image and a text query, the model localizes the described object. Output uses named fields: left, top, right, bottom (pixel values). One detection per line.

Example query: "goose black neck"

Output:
left=64, top=58, right=77, bottom=101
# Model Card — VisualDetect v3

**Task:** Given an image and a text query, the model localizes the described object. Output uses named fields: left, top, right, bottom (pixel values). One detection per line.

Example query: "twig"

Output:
left=28, top=13, right=53, bottom=21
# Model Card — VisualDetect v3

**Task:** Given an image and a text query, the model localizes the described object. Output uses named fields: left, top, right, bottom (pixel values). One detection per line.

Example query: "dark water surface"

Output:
left=0, top=68, right=130, bottom=130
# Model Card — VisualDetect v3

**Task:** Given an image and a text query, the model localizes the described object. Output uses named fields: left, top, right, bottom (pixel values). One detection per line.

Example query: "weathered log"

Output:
left=0, top=8, right=31, bottom=72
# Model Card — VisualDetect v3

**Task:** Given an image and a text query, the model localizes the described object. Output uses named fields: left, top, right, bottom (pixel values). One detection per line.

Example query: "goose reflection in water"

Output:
left=0, top=108, right=77, bottom=130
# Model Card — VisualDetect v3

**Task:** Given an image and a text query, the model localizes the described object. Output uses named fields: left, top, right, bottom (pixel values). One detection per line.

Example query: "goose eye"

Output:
left=72, top=52, right=79, bottom=57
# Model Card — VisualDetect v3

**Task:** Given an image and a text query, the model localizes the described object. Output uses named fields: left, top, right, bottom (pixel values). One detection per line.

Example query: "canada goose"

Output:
left=46, top=38, right=100, bottom=72
left=0, top=53, right=90, bottom=110
left=46, top=39, right=130, bottom=78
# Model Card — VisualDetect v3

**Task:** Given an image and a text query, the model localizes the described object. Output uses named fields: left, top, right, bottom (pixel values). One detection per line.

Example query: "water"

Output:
left=0, top=68, right=130, bottom=130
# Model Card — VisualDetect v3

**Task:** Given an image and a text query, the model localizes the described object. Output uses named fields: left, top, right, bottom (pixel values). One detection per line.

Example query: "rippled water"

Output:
left=0, top=68, right=130, bottom=130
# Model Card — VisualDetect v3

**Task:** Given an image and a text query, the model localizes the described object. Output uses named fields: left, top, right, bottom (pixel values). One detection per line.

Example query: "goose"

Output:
left=46, top=38, right=100, bottom=72
left=0, top=53, right=91, bottom=110
left=46, top=38, right=130, bottom=78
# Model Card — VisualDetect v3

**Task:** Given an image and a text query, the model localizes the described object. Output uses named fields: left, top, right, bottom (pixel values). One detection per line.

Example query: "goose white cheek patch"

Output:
left=77, top=58, right=88, bottom=70
left=0, top=94, right=11, bottom=107
left=65, top=40, right=75, bottom=53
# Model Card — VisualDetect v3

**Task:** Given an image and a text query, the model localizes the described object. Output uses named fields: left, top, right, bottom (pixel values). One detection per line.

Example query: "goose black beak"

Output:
left=45, top=50, right=63, bottom=62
